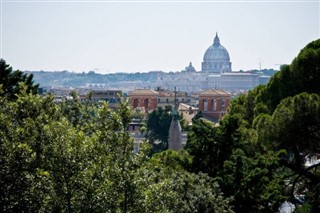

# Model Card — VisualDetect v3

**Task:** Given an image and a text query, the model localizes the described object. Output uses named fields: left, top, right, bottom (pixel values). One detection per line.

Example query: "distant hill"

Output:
left=25, top=69, right=278, bottom=88
left=25, top=70, right=162, bottom=88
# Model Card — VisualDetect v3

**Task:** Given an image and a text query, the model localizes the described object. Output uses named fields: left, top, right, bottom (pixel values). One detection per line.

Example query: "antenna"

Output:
left=259, top=59, right=262, bottom=71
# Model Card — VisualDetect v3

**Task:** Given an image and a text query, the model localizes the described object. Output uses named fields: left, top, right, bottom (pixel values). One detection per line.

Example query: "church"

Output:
left=202, top=33, right=232, bottom=73
left=156, top=33, right=265, bottom=93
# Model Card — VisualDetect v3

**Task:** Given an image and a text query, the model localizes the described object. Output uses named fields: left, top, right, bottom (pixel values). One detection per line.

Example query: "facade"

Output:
left=129, top=88, right=194, bottom=111
left=198, top=89, right=231, bottom=121
left=79, top=90, right=122, bottom=108
left=127, top=119, right=145, bottom=153
left=220, top=72, right=259, bottom=91
left=129, top=89, right=159, bottom=113
left=80, top=90, right=121, bottom=102
left=157, top=71, right=207, bottom=92
left=157, top=90, right=189, bottom=108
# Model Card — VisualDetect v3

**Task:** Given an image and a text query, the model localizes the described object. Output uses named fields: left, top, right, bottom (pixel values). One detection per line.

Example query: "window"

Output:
left=203, top=99, right=208, bottom=111
left=221, top=99, right=226, bottom=110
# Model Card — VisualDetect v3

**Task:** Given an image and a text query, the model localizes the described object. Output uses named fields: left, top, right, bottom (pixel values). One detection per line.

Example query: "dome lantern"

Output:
left=213, top=32, right=220, bottom=47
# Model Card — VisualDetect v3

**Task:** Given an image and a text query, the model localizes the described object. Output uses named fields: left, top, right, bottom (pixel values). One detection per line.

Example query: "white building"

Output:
left=202, top=33, right=232, bottom=73
left=156, top=33, right=269, bottom=93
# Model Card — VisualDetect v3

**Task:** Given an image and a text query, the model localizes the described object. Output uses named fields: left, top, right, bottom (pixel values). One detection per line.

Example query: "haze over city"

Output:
left=1, top=0, right=319, bottom=73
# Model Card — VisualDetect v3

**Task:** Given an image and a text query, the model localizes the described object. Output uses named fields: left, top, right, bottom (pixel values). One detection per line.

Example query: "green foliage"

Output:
left=189, top=39, right=320, bottom=212
left=260, top=39, right=320, bottom=113
left=135, top=150, right=234, bottom=213
left=296, top=203, right=312, bottom=213
left=145, top=106, right=188, bottom=155
left=192, top=110, right=203, bottom=122
left=186, top=113, right=286, bottom=212
left=218, top=148, right=287, bottom=213
left=257, top=93, right=320, bottom=211
left=0, top=83, right=232, bottom=212
left=0, top=85, right=138, bottom=212
left=228, top=85, right=266, bottom=126
left=186, top=118, right=225, bottom=177
left=145, top=106, right=173, bottom=154
left=0, top=59, right=38, bottom=100
left=268, top=93, right=320, bottom=159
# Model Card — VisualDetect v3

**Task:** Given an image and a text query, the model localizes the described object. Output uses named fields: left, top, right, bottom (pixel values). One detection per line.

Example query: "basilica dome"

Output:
left=202, top=33, right=232, bottom=73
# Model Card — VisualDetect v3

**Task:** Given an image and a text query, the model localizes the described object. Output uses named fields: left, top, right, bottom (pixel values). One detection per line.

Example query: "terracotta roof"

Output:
left=129, top=89, right=159, bottom=96
left=199, top=89, right=230, bottom=96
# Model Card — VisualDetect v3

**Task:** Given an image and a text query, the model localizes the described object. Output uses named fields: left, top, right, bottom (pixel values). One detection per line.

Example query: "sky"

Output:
left=1, top=0, right=319, bottom=74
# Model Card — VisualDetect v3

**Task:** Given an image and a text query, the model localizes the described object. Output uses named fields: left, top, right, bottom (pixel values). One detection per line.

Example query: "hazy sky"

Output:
left=1, top=0, right=319, bottom=73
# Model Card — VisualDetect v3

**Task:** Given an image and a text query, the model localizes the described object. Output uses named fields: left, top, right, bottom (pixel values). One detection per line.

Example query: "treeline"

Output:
left=25, top=70, right=160, bottom=87
left=1, top=38, right=320, bottom=213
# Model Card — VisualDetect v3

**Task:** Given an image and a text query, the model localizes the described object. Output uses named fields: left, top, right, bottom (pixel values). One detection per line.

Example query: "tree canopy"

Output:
left=0, top=59, right=38, bottom=100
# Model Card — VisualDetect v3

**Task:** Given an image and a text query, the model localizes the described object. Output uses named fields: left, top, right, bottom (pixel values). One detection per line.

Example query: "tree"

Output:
left=186, top=118, right=225, bottom=177
left=260, top=39, right=320, bottom=113
left=0, top=84, right=139, bottom=212
left=217, top=148, right=286, bottom=213
left=134, top=150, right=234, bottom=213
left=186, top=114, right=286, bottom=212
left=0, top=59, right=38, bottom=100
left=259, top=93, right=320, bottom=212
left=0, top=84, right=59, bottom=211
left=145, top=106, right=173, bottom=154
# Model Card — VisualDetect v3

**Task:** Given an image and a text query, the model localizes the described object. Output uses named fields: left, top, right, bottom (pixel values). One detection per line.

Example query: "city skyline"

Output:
left=1, top=0, right=319, bottom=73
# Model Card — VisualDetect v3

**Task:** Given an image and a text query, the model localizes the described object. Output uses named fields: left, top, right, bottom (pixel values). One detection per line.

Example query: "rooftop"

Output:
left=200, top=89, right=230, bottom=96
left=129, top=89, right=159, bottom=96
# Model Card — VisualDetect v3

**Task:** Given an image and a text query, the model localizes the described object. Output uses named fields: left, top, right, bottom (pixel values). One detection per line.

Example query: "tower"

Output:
left=168, top=88, right=182, bottom=150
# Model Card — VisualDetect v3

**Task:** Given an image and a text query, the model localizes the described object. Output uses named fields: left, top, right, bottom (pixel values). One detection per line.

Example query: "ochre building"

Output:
left=198, top=89, right=231, bottom=120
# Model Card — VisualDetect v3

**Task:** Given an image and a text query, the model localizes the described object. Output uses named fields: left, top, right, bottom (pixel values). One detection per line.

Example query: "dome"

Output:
left=203, top=44, right=230, bottom=61
left=184, top=62, right=196, bottom=72
left=202, top=33, right=232, bottom=73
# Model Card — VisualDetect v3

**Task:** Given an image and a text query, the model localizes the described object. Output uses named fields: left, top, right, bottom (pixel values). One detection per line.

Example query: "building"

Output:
left=78, top=89, right=122, bottom=108
left=178, top=103, right=198, bottom=125
left=202, top=33, right=232, bottom=73
left=127, top=119, right=145, bottom=153
left=220, top=72, right=259, bottom=91
left=155, top=33, right=272, bottom=93
left=198, top=89, right=231, bottom=121
left=157, top=89, right=189, bottom=108
left=129, top=88, right=195, bottom=112
left=157, top=71, right=208, bottom=92
left=129, top=89, right=159, bottom=113
left=80, top=90, right=121, bottom=102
